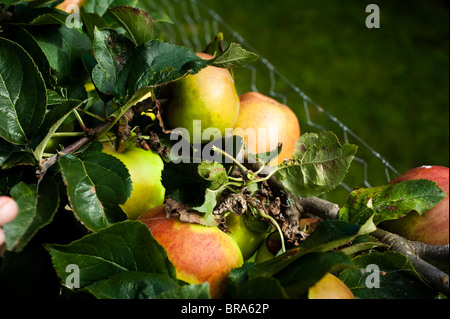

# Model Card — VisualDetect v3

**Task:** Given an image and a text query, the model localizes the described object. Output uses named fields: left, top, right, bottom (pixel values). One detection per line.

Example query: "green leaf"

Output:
left=191, top=161, right=232, bottom=226
left=187, top=162, right=233, bottom=226
left=85, top=271, right=179, bottom=299
left=339, top=235, right=387, bottom=256
left=58, top=151, right=130, bottom=231
left=192, top=186, right=225, bottom=226
left=33, top=99, right=86, bottom=163
left=156, top=283, right=211, bottom=299
left=339, top=251, right=438, bottom=299
left=115, top=40, right=209, bottom=100
left=211, top=43, right=259, bottom=69
left=150, top=12, right=173, bottom=24
left=28, top=24, right=91, bottom=82
left=162, top=161, right=211, bottom=207
left=108, top=6, right=154, bottom=46
left=92, top=27, right=135, bottom=96
left=9, top=27, right=57, bottom=88
left=338, top=179, right=447, bottom=225
left=0, top=37, right=47, bottom=145
left=4, top=176, right=59, bottom=252
left=197, top=161, right=228, bottom=190
left=0, top=141, right=37, bottom=169
left=254, top=143, right=283, bottom=165
left=79, top=8, right=110, bottom=41
left=46, top=220, right=176, bottom=288
left=46, top=88, right=68, bottom=105
left=300, top=215, right=377, bottom=253
left=97, top=85, right=155, bottom=140
left=14, top=9, right=68, bottom=26
left=226, top=261, right=255, bottom=298
left=274, top=132, right=358, bottom=197
left=83, top=0, right=138, bottom=17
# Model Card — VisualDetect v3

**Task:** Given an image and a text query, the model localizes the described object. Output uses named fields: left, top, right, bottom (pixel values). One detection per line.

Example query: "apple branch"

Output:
left=36, top=121, right=111, bottom=178
left=371, top=228, right=449, bottom=297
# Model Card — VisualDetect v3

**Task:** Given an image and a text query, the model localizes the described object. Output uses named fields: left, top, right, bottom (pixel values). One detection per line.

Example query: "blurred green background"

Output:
left=202, top=0, right=449, bottom=174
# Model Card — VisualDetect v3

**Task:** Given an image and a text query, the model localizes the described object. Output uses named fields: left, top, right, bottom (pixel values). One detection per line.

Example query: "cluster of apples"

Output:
left=56, top=0, right=449, bottom=299
left=101, top=53, right=302, bottom=298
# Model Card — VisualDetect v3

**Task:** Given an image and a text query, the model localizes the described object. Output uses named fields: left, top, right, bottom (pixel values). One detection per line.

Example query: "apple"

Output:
left=255, top=238, right=277, bottom=264
left=102, top=139, right=165, bottom=220
left=161, top=53, right=240, bottom=143
left=233, top=92, right=301, bottom=165
left=308, top=273, right=355, bottom=299
left=254, top=232, right=283, bottom=263
left=380, top=165, right=449, bottom=246
left=55, top=0, right=85, bottom=12
left=225, top=213, right=266, bottom=261
left=138, top=205, right=244, bottom=299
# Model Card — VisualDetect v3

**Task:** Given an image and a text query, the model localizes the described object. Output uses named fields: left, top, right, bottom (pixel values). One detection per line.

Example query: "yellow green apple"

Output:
left=161, top=53, right=240, bottom=143
left=308, top=273, right=355, bottom=299
left=233, top=92, right=301, bottom=165
left=138, top=205, right=243, bottom=299
left=254, top=232, right=282, bottom=263
left=225, top=213, right=266, bottom=261
left=102, top=139, right=165, bottom=220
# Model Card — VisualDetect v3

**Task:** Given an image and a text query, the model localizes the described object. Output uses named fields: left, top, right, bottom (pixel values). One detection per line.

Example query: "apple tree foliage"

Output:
left=0, top=0, right=447, bottom=299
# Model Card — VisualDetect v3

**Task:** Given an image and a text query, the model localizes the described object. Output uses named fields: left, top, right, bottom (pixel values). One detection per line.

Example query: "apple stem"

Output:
left=73, top=109, right=88, bottom=132
left=212, top=146, right=249, bottom=174
left=228, top=176, right=244, bottom=182
left=246, top=170, right=277, bottom=187
left=51, top=132, right=86, bottom=137
left=253, top=162, right=268, bottom=176
left=77, top=108, right=107, bottom=122
left=225, top=186, right=240, bottom=194
left=37, top=121, right=111, bottom=178
left=251, top=196, right=286, bottom=254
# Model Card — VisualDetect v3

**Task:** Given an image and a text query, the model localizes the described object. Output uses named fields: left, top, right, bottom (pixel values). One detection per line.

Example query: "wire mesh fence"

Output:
left=141, top=0, right=400, bottom=204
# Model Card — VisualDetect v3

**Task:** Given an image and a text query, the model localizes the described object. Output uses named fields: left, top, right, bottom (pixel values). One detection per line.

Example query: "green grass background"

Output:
left=201, top=0, right=449, bottom=174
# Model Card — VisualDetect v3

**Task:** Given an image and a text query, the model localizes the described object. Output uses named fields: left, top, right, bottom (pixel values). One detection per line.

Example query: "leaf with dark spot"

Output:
left=338, top=179, right=447, bottom=225
left=274, top=132, right=358, bottom=197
